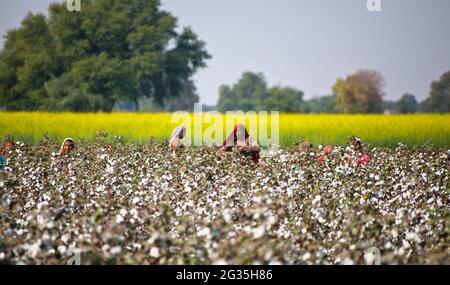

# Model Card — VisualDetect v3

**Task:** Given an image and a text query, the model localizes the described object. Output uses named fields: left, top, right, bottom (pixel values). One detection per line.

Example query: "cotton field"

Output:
left=0, top=140, right=449, bottom=264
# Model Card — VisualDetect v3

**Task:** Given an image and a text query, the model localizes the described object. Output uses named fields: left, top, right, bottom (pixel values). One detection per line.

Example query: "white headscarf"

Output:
left=169, top=126, right=186, bottom=147
left=59, top=138, right=74, bottom=155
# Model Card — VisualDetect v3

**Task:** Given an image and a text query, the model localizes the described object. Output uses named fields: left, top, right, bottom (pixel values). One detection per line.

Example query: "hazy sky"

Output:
left=1, top=0, right=449, bottom=104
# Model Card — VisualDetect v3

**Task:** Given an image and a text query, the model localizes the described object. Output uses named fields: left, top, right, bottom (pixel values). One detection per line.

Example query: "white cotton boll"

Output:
left=302, top=252, right=311, bottom=261
left=267, top=215, right=277, bottom=225
left=222, top=209, right=232, bottom=223
left=140, top=178, right=149, bottom=185
left=312, top=195, right=321, bottom=204
left=106, top=165, right=114, bottom=174
left=253, top=212, right=261, bottom=220
left=132, top=243, right=142, bottom=250
left=57, top=245, right=67, bottom=255
left=405, top=232, right=421, bottom=243
left=101, top=244, right=110, bottom=253
left=420, top=173, right=427, bottom=182
left=197, top=227, right=211, bottom=237
left=110, top=246, right=122, bottom=255
left=149, top=247, right=160, bottom=258
left=402, top=240, right=411, bottom=249
left=95, top=185, right=105, bottom=193
left=287, top=188, right=293, bottom=197
left=343, top=258, right=354, bottom=265
left=252, top=226, right=265, bottom=239
left=116, top=214, right=124, bottom=224
left=27, top=241, right=41, bottom=258
left=130, top=208, right=139, bottom=218
left=61, top=234, right=70, bottom=244
left=213, top=258, right=228, bottom=265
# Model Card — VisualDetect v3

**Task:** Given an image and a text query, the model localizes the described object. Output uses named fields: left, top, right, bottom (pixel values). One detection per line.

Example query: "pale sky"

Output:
left=1, top=0, right=449, bottom=104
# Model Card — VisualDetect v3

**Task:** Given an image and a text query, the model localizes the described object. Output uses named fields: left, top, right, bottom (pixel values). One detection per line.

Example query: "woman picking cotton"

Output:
left=216, top=124, right=260, bottom=163
left=0, top=140, right=14, bottom=180
left=316, top=145, right=334, bottom=163
left=169, top=126, right=186, bottom=154
left=348, top=136, right=370, bottom=165
left=0, top=140, right=13, bottom=169
left=59, top=138, right=75, bottom=155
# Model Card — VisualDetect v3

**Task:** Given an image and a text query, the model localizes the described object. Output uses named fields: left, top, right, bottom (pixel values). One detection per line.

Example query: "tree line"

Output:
left=216, top=70, right=450, bottom=114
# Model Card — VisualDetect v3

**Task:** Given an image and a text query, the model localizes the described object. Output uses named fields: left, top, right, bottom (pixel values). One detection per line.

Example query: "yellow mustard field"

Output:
left=1, top=112, right=449, bottom=147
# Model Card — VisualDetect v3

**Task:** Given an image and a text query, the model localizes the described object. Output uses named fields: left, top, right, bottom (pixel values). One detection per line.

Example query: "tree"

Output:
left=397, top=93, right=418, bottom=114
left=264, top=85, right=303, bottom=112
left=163, top=80, right=200, bottom=111
left=217, top=72, right=267, bottom=112
left=0, top=0, right=210, bottom=111
left=43, top=53, right=136, bottom=111
left=217, top=85, right=237, bottom=112
left=216, top=71, right=310, bottom=112
left=140, top=79, right=199, bottom=112
left=418, top=98, right=429, bottom=113
left=302, top=95, right=338, bottom=113
left=382, top=100, right=397, bottom=113
left=332, top=69, right=385, bottom=113
left=0, top=13, right=54, bottom=110
left=428, top=71, right=450, bottom=113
